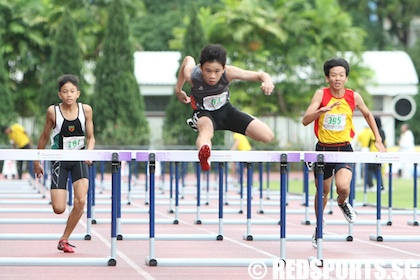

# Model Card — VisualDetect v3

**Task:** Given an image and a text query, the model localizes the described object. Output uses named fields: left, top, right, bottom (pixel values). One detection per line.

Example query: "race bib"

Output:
left=323, top=113, right=346, bottom=131
left=63, top=136, right=85, bottom=150
left=202, top=92, right=228, bottom=111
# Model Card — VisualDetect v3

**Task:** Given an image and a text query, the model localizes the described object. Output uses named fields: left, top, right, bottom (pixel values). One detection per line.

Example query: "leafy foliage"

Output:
left=338, top=0, right=420, bottom=49
left=206, top=0, right=369, bottom=119
left=0, top=0, right=49, bottom=118
left=92, top=0, right=149, bottom=146
left=38, top=12, right=85, bottom=109
left=0, top=0, right=419, bottom=147
left=0, top=35, right=15, bottom=129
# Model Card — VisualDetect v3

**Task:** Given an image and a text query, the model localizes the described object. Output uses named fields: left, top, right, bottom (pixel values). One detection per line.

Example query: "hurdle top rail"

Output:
left=0, top=149, right=418, bottom=164
left=0, top=149, right=133, bottom=161
left=304, top=151, right=417, bottom=164
left=137, top=150, right=302, bottom=163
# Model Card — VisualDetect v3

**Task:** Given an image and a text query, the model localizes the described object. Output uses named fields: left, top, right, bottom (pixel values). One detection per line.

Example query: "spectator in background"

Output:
left=230, top=132, right=252, bottom=180
left=2, top=124, right=33, bottom=179
left=356, top=125, right=372, bottom=152
left=366, top=116, right=386, bottom=191
left=398, top=123, right=415, bottom=179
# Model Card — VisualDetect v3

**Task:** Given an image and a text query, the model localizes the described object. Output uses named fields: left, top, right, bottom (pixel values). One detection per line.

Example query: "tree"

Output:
left=134, top=0, right=220, bottom=51
left=337, top=0, right=420, bottom=49
left=0, top=0, right=50, bottom=118
left=38, top=11, right=84, bottom=110
left=92, top=0, right=149, bottom=146
left=0, top=34, right=15, bottom=130
left=206, top=0, right=369, bottom=118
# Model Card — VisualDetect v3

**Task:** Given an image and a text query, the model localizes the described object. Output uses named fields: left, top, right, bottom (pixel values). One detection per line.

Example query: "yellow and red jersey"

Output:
left=314, top=87, right=356, bottom=144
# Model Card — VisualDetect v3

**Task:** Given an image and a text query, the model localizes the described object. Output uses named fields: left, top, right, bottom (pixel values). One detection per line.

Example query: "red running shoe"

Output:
left=198, top=145, right=211, bottom=171
left=57, top=239, right=76, bottom=253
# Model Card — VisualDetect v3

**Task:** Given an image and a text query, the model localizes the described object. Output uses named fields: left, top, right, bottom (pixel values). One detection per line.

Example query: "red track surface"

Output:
left=0, top=172, right=419, bottom=280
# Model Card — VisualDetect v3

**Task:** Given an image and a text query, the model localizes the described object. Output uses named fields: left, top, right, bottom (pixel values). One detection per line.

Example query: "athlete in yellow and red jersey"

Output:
left=302, top=58, right=386, bottom=249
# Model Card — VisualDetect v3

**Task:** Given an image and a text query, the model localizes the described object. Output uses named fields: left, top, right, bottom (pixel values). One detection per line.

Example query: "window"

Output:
left=372, top=96, right=383, bottom=111
left=144, top=96, right=171, bottom=112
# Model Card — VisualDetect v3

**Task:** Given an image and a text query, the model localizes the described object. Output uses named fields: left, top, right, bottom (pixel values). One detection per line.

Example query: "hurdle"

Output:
left=299, top=160, right=387, bottom=227
left=306, top=152, right=385, bottom=260
left=246, top=154, right=350, bottom=244
left=303, top=151, right=420, bottom=264
left=0, top=176, right=49, bottom=204
left=369, top=158, right=420, bottom=242
left=194, top=160, right=285, bottom=226
left=241, top=153, right=301, bottom=242
left=121, top=152, right=226, bottom=241
left=0, top=149, right=130, bottom=266
left=145, top=150, right=300, bottom=266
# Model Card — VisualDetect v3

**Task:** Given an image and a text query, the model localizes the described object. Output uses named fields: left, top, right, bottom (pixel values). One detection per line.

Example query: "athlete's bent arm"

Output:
left=175, top=56, right=195, bottom=104
left=34, top=105, right=55, bottom=177
left=225, top=66, right=274, bottom=95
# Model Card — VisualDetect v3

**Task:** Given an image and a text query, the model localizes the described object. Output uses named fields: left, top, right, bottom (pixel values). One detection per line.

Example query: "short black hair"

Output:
left=374, top=116, right=382, bottom=129
left=323, top=58, right=350, bottom=77
left=199, top=44, right=227, bottom=67
left=0, top=126, right=8, bottom=133
left=58, top=74, right=80, bottom=91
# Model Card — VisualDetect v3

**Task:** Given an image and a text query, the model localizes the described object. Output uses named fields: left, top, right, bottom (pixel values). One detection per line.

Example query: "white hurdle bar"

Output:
left=0, top=149, right=131, bottom=266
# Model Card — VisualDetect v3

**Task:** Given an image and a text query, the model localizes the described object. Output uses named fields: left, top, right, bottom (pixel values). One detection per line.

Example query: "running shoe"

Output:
left=57, top=239, right=76, bottom=253
left=311, top=227, right=318, bottom=249
left=338, top=202, right=356, bottom=223
left=198, top=145, right=211, bottom=171
left=311, top=219, right=325, bottom=249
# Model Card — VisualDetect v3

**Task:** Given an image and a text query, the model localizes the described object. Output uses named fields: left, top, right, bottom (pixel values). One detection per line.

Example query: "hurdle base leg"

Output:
left=108, top=258, right=117, bottom=266
left=308, top=257, right=324, bottom=267
left=407, top=220, right=419, bottom=226
left=242, top=233, right=253, bottom=241
left=145, top=257, right=157, bottom=266
left=369, top=234, right=383, bottom=242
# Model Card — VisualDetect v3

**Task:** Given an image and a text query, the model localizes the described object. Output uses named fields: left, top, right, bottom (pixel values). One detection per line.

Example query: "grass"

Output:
left=266, top=177, right=420, bottom=210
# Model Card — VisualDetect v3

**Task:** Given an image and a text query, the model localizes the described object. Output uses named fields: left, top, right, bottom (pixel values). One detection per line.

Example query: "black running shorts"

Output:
left=50, top=161, right=89, bottom=190
left=313, top=142, right=354, bottom=180
left=189, top=102, right=254, bottom=134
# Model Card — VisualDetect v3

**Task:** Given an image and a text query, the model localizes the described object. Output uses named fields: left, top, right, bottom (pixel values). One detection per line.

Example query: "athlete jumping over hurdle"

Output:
left=175, top=44, right=274, bottom=170
left=302, top=58, right=386, bottom=249
left=34, top=74, right=95, bottom=253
